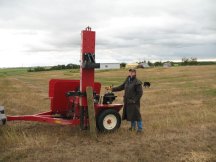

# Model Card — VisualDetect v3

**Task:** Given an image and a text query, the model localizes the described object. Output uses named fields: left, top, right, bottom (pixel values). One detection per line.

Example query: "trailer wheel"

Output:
left=0, top=114, right=6, bottom=125
left=2, top=119, right=6, bottom=125
left=97, top=109, right=121, bottom=132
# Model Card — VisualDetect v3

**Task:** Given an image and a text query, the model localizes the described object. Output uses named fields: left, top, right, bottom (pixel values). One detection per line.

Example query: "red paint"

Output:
left=6, top=27, right=123, bottom=127
left=80, top=28, right=95, bottom=106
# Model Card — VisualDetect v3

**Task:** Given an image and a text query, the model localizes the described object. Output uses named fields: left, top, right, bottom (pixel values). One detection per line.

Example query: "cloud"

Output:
left=0, top=0, right=215, bottom=67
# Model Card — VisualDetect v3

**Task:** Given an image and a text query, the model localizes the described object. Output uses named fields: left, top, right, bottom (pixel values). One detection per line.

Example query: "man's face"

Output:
left=129, top=71, right=136, bottom=77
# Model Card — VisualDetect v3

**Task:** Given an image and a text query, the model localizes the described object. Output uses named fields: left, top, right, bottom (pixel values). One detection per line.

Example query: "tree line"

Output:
left=120, top=57, right=216, bottom=68
left=27, top=63, right=80, bottom=72
left=28, top=58, right=216, bottom=72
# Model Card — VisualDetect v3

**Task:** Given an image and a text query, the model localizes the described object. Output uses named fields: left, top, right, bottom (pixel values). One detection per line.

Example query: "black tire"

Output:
left=97, top=109, right=121, bottom=132
left=2, top=119, right=6, bottom=125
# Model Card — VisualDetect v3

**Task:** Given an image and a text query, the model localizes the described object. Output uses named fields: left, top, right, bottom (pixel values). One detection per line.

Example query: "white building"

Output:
left=126, top=62, right=150, bottom=69
left=163, top=62, right=172, bottom=68
left=99, top=63, right=120, bottom=70
left=126, top=63, right=139, bottom=69
left=140, top=62, right=150, bottom=68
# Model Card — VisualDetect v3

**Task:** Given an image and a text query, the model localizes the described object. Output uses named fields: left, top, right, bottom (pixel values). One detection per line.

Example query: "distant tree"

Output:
left=33, top=67, right=46, bottom=72
left=181, top=57, right=189, bottom=65
left=51, top=64, right=67, bottom=70
left=66, top=63, right=79, bottom=69
left=181, top=57, right=198, bottom=66
left=147, top=61, right=153, bottom=66
left=189, top=57, right=198, bottom=65
left=27, top=63, right=80, bottom=72
left=170, top=61, right=175, bottom=66
left=154, top=61, right=163, bottom=66
left=27, top=68, right=33, bottom=72
left=120, top=62, right=126, bottom=68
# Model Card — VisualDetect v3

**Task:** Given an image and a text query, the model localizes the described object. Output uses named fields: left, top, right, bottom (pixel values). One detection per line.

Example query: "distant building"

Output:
left=163, top=62, right=172, bottom=68
left=127, top=62, right=150, bottom=69
left=140, top=62, right=150, bottom=68
left=99, top=63, right=120, bottom=70
left=126, top=63, right=139, bottom=69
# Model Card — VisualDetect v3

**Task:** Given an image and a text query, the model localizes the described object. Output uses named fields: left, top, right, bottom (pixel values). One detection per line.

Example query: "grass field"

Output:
left=0, top=65, right=216, bottom=162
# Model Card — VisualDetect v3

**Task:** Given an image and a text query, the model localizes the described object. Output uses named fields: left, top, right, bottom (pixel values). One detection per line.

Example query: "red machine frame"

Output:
left=5, top=27, right=123, bottom=131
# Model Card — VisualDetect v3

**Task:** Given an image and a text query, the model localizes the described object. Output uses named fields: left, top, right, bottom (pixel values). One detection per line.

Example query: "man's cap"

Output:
left=129, top=68, right=136, bottom=72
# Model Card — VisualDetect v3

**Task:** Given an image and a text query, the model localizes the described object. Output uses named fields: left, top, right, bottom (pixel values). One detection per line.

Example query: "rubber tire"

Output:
left=2, top=119, right=6, bottom=125
left=97, top=109, right=121, bottom=132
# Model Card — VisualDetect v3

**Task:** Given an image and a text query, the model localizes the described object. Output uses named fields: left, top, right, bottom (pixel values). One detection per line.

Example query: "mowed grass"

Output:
left=0, top=65, right=216, bottom=162
left=0, top=68, right=28, bottom=77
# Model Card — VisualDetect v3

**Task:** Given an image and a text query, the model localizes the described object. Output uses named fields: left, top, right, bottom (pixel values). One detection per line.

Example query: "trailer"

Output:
left=0, top=27, right=123, bottom=132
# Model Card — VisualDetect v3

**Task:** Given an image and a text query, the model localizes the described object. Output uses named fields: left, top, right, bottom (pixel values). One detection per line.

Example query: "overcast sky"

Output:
left=0, top=0, right=215, bottom=67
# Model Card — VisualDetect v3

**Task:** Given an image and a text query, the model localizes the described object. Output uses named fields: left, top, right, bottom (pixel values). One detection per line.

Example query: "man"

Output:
left=111, top=69, right=143, bottom=132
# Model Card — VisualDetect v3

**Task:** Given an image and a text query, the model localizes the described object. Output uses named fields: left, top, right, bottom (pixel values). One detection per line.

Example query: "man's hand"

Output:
left=105, top=85, right=113, bottom=91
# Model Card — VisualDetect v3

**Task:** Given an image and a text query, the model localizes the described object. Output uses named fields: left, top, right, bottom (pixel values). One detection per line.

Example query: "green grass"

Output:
left=0, top=68, right=28, bottom=77
left=204, top=89, right=216, bottom=97
left=95, top=77, right=125, bottom=86
left=0, top=65, right=216, bottom=162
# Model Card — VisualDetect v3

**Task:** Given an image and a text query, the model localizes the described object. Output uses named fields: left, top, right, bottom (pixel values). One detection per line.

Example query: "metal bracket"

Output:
left=66, top=91, right=98, bottom=97
left=66, top=91, right=86, bottom=97
left=82, top=53, right=100, bottom=69
left=82, top=62, right=100, bottom=69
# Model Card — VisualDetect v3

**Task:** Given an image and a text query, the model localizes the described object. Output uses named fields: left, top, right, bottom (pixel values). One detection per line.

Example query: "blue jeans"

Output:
left=131, top=121, right=142, bottom=130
